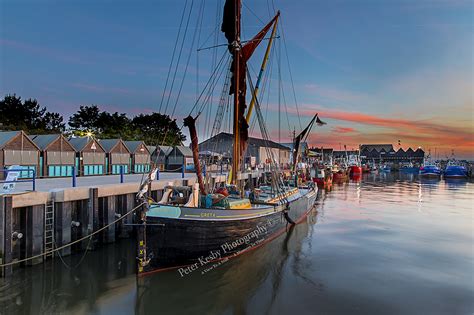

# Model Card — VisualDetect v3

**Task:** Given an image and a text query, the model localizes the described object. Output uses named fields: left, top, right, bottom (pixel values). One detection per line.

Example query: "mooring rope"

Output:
left=0, top=202, right=146, bottom=268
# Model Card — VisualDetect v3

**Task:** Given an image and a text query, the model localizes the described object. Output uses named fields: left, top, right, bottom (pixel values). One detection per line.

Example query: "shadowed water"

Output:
left=1, top=173, right=473, bottom=314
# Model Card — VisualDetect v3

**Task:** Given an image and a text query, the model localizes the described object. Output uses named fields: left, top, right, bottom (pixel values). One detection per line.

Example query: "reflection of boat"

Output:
left=136, top=209, right=314, bottom=314
left=444, top=160, right=467, bottom=178
left=135, top=1, right=319, bottom=276
left=380, top=164, right=391, bottom=172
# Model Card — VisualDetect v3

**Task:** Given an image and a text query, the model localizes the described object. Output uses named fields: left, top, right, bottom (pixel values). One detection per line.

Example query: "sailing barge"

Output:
left=136, top=0, right=319, bottom=276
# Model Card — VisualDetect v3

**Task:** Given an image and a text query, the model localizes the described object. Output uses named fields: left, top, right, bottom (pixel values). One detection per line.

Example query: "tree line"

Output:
left=0, top=94, right=185, bottom=146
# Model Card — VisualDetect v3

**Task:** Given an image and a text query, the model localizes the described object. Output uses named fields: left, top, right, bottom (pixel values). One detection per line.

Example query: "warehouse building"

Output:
left=167, top=146, right=194, bottom=171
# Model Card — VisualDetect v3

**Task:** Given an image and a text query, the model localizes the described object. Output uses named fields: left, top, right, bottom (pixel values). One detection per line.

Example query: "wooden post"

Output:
left=55, top=201, right=72, bottom=256
left=88, top=188, right=98, bottom=249
left=98, top=196, right=116, bottom=243
left=25, top=204, right=44, bottom=266
left=0, top=196, right=13, bottom=277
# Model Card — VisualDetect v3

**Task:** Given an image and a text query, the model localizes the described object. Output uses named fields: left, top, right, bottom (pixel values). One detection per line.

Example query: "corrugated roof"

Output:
left=30, top=134, right=60, bottom=150
left=201, top=132, right=290, bottom=151
left=0, top=131, right=20, bottom=149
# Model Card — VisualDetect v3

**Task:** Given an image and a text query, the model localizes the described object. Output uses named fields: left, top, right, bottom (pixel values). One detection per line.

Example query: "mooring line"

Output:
left=0, top=202, right=146, bottom=268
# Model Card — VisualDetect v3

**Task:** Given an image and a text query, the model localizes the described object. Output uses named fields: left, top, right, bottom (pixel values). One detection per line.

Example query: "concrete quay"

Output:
left=0, top=170, right=264, bottom=277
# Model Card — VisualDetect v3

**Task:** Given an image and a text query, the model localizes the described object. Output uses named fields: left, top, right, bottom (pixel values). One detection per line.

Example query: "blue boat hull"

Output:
left=419, top=166, right=441, bottom=177
left=399, top=167, right=419, bottom=173
left=444, top=166, right=467, bottom=178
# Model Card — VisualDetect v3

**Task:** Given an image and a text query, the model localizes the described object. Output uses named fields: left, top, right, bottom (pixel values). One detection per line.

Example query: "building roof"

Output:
left=124, top=140, right=149, bottom=154
left=30, top=134, right=61, bottom=150
left=0, top=131, right=21, bottom=149
left=360, top=144, right=394, bottom=152
left=201, top=132, right=290, bottom=151
left=98, top=139, right=130, bottom=153
left=158, top=145, right=173, bottom=156
left=174, top=145, right=193, bottom=156
left=68, top=137, right=104, bottom=152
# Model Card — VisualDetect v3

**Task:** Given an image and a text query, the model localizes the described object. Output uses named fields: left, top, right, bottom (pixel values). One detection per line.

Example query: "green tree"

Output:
left=0, top=94, right=64, bottom=133
left=68, top=105, right=101, bottom=135
left=132, top=113, right=185, bottom=146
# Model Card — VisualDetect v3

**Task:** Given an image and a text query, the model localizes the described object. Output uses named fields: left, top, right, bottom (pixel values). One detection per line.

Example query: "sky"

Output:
left=0, top=0, right=473, bottom=158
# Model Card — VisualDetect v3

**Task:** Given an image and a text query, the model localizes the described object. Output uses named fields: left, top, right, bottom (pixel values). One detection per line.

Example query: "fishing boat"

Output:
left=399, top=162, right=419, bottom=173
left=348, top=154, right=362, bottom=176
left=419, top=157, right=441, bottom=178
left=444, top=160, right=467, bottom=178
left=135, top=1, right=319, bottom=276
left=380, top=164, right=391, bottom=172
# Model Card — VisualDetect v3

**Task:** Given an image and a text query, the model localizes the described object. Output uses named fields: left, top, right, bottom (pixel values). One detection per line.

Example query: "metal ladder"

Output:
left=44, top=200, right=55, bottom=259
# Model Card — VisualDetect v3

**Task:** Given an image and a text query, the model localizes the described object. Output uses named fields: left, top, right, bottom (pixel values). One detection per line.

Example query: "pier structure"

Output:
left=0, top=170, right=263, bottom=277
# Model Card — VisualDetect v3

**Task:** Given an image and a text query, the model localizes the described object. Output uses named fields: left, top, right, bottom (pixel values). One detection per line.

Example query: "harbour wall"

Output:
left=0, top=170, right=264, bottom=277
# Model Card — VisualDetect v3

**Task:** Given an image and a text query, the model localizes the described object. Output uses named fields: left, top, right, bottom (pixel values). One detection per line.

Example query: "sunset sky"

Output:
left=1, top=0, right=472, bottom=158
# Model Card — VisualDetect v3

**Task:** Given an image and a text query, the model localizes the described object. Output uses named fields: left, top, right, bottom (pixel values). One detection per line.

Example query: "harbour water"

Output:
left=1, top=173, right=473, bottom=314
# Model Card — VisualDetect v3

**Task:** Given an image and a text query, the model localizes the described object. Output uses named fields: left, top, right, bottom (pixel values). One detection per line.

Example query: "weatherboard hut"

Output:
left=30, top=134, right=76, bottom=177
left=69, top=137, right=106, bottom=176
left=99, top=139, right=131, bottom=175
left=124, top=141, right=151, bottom=174
left=0, top=131, right=40, bottom=179
left=167, top=146, right=194, bottom=172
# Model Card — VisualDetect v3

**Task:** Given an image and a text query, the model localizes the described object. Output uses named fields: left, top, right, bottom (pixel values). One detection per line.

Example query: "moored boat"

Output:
left=135, top=0, right=322, bottom=276
left=419, top=158, right=441, bottom=178
left=444, top=160, right=467, bottom=178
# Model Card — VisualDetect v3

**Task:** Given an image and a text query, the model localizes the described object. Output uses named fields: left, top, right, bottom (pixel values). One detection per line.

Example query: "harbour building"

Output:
left=68, top=137, right=106, bottom=176
left=98, top=139, right=132, bottom=175
left=124, top=140, right=151, bottom=174
left=0, top=131, right=40, bottom=179
left=30, top=134, right=76, bottom=177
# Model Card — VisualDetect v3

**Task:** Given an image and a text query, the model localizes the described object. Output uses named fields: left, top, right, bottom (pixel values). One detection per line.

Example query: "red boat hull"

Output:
left=349, top=166, right=362, bottom=175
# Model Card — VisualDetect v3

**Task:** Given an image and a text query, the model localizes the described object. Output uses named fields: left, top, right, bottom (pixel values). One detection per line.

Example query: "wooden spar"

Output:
left=246, top=12, right=280, bottom=123
left=231, top=0, right=241, bottom=185
left=184, top=115, right=206, bottom=194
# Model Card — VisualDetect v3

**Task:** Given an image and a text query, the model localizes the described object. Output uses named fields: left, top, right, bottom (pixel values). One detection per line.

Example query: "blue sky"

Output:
left=0, top=0, right=472, bottom=157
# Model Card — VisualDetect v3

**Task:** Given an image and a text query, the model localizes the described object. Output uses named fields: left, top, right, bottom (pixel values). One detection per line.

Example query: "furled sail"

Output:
left=292, top=114, right=319, bottom=172
left=221, top=0, right=279, bottom=177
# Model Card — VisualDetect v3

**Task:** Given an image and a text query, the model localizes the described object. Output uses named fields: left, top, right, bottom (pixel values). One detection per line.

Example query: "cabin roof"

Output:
left=68, top=137, right=105, bottom=152
left=98, top=139, right=130, bottom=153
left=30, top=134, right=61, bottom=150
left=124, top=140, right=148, bottom=154
left=0, top=131, right=21, bottom=149
left=174, top=145, right=193, bottom=156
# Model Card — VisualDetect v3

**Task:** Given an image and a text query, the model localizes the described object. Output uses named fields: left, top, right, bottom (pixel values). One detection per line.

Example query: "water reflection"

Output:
left=1, top=173, right=473, bottom=314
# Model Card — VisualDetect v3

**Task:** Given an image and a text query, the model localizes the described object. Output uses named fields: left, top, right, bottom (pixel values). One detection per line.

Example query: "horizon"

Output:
left=1, top=0, right=472, bottom=158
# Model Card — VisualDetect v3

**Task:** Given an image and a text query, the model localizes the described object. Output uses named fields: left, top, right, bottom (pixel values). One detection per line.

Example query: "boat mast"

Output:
left=231, top=0, right=241, bottom=185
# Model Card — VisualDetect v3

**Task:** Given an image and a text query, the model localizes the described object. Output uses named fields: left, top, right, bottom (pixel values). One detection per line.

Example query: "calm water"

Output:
left=1, top=173, right=473, bottom=314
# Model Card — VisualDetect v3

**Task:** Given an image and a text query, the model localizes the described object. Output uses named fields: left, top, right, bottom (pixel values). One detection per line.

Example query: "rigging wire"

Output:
left=158, top=0, right=189, bottom=114
left=163, top=0, right=195, bottom=116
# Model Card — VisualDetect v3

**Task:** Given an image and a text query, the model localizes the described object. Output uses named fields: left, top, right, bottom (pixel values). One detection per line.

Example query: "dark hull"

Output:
left=140, top=188, right=317, bottom=276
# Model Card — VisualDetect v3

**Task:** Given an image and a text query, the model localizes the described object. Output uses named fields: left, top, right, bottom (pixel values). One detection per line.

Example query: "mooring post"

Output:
left=220, top=163, right=223, bottom=174
left=182, top=163, right=185, bottom=178
left=0, top=196, right=13, bottom=277
left=156, top=168, right=160, bottom=180
left=72, top=166, right=77, bottom=187
left=98, top=196, right=116, bottom=243
left=120, top=166, right=124, bottom=183
left=25, top=204, right=44, bottom=266
left=54, top=201, right=72, bottom=256
left=88, top=188, right=99, bottom=249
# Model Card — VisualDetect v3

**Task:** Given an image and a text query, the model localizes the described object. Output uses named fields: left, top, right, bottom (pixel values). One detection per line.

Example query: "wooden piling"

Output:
left=54, top=201, right=72, bottom=256
left=25, top=204, right=44, bottom=266
left=0, top=196, right=13, bottom=277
